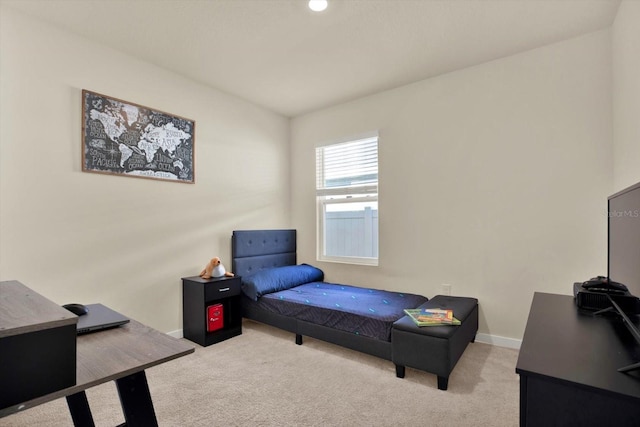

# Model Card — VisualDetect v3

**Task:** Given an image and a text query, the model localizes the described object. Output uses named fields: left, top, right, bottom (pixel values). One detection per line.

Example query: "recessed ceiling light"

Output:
left=308, top=0, right=328, bottom=12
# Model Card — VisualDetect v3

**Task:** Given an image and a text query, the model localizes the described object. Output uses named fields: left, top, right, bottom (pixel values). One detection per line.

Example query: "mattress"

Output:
left=250, top=281, right=428, bottom=341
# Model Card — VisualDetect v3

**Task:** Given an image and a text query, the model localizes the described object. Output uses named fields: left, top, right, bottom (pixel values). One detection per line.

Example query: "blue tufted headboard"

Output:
left=231, top=229, right=297, bottom=277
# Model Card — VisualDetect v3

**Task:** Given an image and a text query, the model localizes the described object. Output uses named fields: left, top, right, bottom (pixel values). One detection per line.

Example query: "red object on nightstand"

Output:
left=207, top=304, right=224, bottom=332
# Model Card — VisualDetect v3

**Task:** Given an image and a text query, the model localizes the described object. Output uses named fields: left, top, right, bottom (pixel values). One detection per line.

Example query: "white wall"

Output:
left=613, top=0, right=640, bottom=191
left=291, top=30, right=613, bottom=342
left=2, top=4, right=626, bottom=344
left=0, top=7, right=290, bottom=333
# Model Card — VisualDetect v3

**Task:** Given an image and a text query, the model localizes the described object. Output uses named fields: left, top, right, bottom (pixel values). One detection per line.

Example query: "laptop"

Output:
left=76, top=303, right=130, bottom=335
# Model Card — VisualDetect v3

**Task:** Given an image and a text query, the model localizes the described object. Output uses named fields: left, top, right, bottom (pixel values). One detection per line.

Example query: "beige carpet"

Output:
left=0, top=320, right=520, bottom=426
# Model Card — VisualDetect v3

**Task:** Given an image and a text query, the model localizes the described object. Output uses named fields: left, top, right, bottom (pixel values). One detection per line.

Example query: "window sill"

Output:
left=317, top=256, right=378, bottom=267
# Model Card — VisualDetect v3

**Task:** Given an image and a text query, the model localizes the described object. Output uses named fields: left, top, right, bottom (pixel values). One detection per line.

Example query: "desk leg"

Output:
left=66, top=391, right=96, bottom=427
left=115, top=370, right=158, bottom=427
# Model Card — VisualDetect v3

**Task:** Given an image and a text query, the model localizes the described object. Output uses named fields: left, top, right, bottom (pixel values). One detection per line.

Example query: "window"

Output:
left=316, top=135, right=378, bottom=265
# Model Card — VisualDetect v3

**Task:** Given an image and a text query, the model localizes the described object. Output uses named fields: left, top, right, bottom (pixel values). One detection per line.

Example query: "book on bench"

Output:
left=403, top=308, right=461, bottom=327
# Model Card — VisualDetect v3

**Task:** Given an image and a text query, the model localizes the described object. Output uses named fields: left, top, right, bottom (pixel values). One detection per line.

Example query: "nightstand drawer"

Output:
left=204, top=278, right=241, bottom=301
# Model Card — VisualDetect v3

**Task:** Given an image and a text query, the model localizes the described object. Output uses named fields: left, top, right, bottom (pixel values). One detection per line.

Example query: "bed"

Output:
left=231, top=229, right=478, bottom=390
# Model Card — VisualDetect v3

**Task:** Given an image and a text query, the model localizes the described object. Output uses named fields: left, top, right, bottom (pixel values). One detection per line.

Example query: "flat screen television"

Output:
left=607, top=180, right=640, bottom=373
left=608, top=180, right=640, bottom=303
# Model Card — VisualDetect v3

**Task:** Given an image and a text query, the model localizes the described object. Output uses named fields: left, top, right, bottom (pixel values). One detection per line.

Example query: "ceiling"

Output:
left=2, top=0, right=621, bottom=117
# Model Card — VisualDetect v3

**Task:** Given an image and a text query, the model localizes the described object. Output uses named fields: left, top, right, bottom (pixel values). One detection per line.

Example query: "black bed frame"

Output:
left=231, top=229, right=479, bottom=391
left=231, top=229, right=393, bottom=360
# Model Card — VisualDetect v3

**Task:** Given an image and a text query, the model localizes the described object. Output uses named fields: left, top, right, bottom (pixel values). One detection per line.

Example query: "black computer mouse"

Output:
left=63, top=303, right=89, bottom=316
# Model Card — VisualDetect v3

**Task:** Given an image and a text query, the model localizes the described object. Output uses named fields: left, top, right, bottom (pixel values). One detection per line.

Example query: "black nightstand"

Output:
left=182, top=275, right=242, bottom=346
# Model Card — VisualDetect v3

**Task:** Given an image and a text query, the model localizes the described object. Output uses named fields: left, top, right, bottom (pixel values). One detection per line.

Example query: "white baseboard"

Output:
left=167, top=329, right=183, bottom=339
left=475, top=333, right=521, bottom=350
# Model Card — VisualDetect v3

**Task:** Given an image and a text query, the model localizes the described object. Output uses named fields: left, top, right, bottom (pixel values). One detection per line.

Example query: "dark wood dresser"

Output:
left=516, top=292, right=640, bottom=426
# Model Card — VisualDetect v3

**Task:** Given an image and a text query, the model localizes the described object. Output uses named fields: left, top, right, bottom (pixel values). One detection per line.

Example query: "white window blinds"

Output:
left=315, top=136, right=378, bottom=197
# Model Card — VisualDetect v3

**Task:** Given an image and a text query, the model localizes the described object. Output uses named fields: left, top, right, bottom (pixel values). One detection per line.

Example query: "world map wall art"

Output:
left=82, top=90, right=195, bottom=183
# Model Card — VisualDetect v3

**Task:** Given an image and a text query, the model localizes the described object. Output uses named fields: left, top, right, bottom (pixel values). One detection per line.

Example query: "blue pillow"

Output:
left=241, top=264, right=324, bottom=301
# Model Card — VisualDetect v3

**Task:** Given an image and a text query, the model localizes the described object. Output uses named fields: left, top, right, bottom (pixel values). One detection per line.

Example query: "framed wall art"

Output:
left=82, top=90, right=195, bottom=183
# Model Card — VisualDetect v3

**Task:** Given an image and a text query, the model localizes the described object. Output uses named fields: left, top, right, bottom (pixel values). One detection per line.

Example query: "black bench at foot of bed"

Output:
left=392, top=295, right=478, bottom=390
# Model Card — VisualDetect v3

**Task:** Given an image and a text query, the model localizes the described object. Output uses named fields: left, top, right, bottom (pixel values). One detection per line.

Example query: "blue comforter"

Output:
left=256, top=281, right=428, bottom=341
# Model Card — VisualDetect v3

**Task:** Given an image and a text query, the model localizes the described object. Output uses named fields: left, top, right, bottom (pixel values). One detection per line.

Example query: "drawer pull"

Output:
left=219, top=287, right=230, bottom=292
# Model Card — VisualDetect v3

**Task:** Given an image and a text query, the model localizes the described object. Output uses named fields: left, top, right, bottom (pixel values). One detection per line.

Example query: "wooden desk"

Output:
left=516, top=292, right=640, bottom=426
left=0, top=300, right=194, bottom=426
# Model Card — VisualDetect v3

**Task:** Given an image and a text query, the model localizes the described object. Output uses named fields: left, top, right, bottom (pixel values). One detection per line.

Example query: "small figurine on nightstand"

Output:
left=199, top=257, right=235, bottom=279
